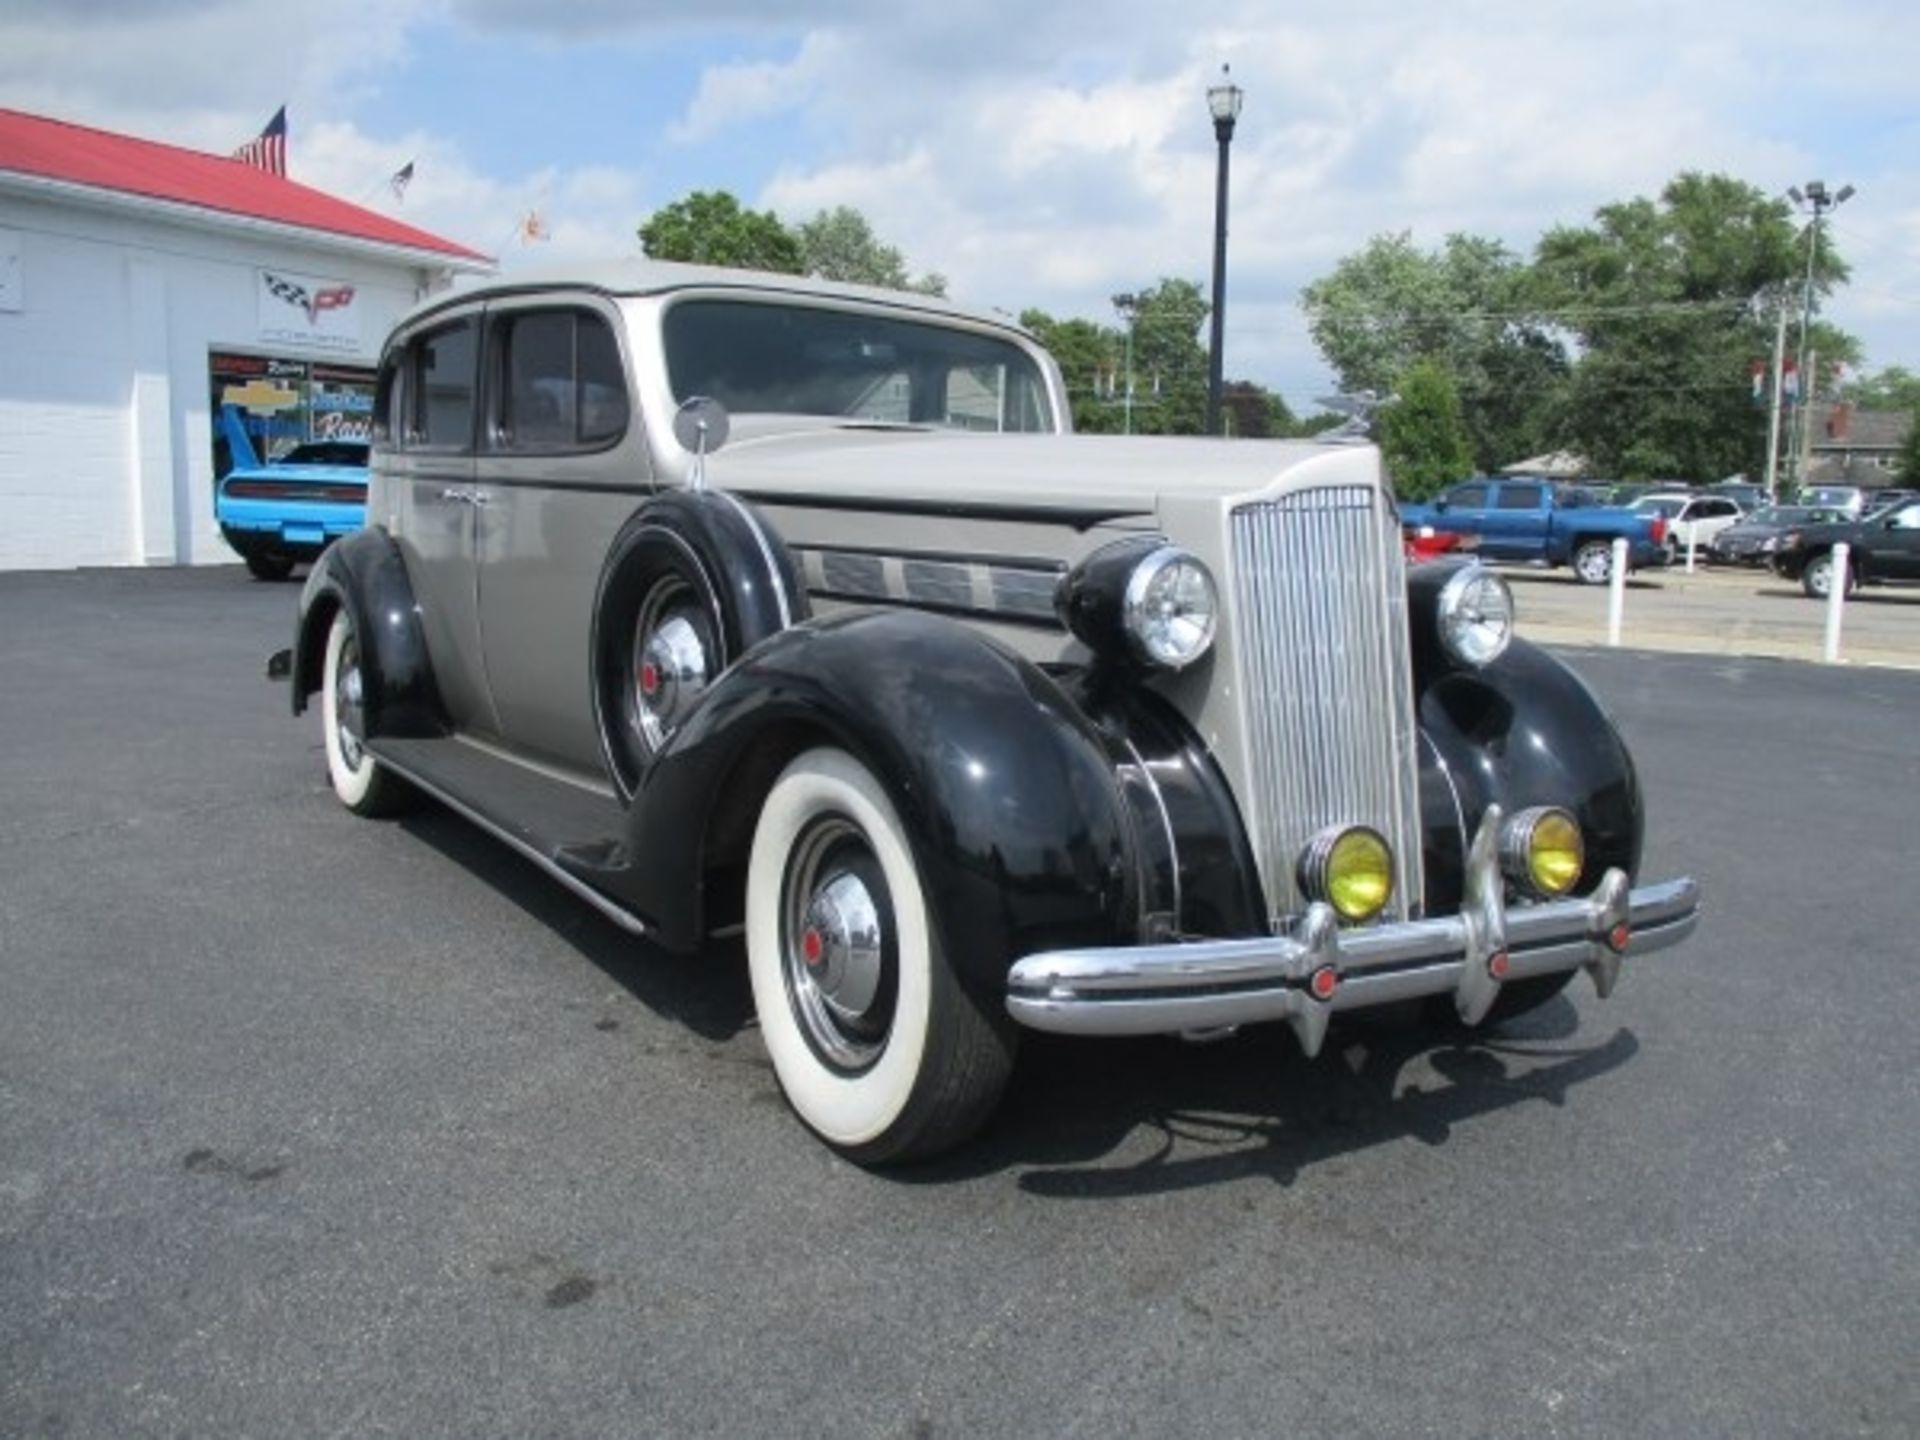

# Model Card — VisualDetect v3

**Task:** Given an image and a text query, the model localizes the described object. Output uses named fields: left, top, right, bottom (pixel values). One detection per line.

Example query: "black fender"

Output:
left=1058, top=676, right=1267, bottom=939
left=589, top=489, right=808, bottom=798
left=289, top=527, right=446, bottom=740
left=604, top=610, right=1140, bottom=999
left=1415, top=637, right=1644, bottom=914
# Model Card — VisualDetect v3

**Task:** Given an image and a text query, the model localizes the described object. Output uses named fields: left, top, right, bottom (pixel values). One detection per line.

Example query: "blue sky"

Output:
left=5, top=0, right=1918, bottom=417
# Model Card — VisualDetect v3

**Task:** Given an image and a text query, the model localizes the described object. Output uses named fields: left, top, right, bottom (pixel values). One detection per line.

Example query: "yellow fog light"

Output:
left=1501, top=807, right=1585, bottom=897
left=1298, top=826, right=1394, bottom=923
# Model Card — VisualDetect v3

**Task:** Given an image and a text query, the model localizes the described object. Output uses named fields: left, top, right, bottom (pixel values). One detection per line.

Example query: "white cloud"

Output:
left=7, top=0, right=1920, bottom=399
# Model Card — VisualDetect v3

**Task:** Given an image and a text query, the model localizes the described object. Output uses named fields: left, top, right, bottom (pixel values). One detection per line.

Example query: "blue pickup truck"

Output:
left=1400, top=478, right=1670, bottom=584
left=214, top=406, right=368, bottom=581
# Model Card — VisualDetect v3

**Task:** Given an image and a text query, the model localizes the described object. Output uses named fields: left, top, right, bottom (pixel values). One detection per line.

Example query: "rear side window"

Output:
left=1497, top=483, right=1543, bottom=509
left=490, top=309, right=630, bottom=453
left=412, top=319, right=477, bottom=449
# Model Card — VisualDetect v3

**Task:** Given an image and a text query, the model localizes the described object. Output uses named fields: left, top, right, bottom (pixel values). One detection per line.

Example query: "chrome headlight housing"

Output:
left=1436, top=564, right=1514, bottom=668
left=1123, top=547, right=1218, bottom=669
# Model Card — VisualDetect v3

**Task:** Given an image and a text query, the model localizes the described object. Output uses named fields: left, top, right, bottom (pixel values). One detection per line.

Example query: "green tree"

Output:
left=1220, top=380, right=1298, bottom=438
left=1378, top=360, right=1474, bottom=499
left=1301, top=231, right=1567, bottom=470
left=1533, top=171, right=1857, bottom=480
left=1842, top=365, right=1920, bottom=414
left=1896, top=408, right=1920, bottom=481
left=638, top=190, right=803, bottom=273
left=1022, top=280, right=1210, bottom=435
left=1020, top=308, right=1124, bottom=433
left=796, top=207, right=946, bottom=295
left=1125, top=279, right=1211, bottom=435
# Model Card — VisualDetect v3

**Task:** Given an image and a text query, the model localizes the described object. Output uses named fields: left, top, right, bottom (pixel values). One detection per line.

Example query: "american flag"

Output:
left=232, top=106, right=287, bottom=177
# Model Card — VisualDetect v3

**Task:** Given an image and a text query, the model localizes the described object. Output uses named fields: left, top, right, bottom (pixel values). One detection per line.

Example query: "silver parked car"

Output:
left=278, top=261, right=1700, bottom=1163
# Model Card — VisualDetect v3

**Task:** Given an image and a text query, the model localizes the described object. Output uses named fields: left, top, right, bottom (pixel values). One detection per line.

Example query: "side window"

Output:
left=372, top=352, right=404, bottom=446
left=1890, top=503, right=1920, bottom=531
left=412, top=318, right=477, bottom=449
left=1497, top=483, right=1543, bottom=509
left=1449, top=484, right=1490, bottom=509
left=492, top=309, right=630, bottom=452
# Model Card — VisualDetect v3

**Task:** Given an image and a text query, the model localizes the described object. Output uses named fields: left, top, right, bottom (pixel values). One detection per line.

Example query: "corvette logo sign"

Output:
left=256, top=268, right=361, bottom=352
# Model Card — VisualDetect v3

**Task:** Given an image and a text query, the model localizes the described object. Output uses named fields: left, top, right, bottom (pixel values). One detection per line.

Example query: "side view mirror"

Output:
left=1434, top=499, right=1450, bottom=513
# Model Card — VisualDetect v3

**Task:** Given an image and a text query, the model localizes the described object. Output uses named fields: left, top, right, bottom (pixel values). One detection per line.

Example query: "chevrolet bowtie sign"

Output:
left=256, top=268, right=360, bottom=352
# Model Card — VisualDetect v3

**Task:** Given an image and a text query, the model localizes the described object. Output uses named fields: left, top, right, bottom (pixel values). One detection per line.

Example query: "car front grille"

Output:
left=1228, top=486, right=1424, bottom=924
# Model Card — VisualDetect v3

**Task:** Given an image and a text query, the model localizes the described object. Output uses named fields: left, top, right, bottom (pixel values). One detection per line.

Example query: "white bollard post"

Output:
left=1685, top=528, right=1697, bottom=574
left=1607, top=537, right=1629, bottom=647
left=1823, top=542, right=1849, bottom=664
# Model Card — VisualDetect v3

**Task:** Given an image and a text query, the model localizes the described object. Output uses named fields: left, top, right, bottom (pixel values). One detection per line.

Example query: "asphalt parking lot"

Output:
left=3, top=566, right=1916, bottom=1437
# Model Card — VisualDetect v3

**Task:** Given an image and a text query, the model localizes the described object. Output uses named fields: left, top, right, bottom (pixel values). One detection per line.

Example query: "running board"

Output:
left=367, top=736, right=650, bottom=938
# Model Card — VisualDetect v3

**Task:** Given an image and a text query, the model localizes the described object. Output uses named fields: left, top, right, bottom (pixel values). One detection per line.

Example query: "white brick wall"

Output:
left=0, top=191, right=452, bottom=570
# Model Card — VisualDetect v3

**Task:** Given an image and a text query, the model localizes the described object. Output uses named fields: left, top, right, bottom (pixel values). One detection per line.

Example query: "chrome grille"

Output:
left=1229, top=486, right=1423, bottom=923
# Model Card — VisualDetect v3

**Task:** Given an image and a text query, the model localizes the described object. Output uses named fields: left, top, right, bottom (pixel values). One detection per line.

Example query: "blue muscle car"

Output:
left=215, top=405, right=368, bottom=580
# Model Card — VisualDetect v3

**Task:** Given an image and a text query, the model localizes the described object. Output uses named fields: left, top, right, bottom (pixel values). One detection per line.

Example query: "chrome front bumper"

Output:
left=1006, top=806, right=1700, bottom=1058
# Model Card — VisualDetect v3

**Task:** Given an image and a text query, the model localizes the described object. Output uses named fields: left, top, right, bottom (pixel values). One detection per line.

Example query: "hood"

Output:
left=700, top=423, right=1381, bottom=516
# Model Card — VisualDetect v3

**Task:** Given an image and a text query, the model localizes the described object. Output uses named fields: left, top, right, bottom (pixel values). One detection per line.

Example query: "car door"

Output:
left=1870, top=500, right=1920, bottom=580
left=387, top=312, right=500, bottom=736
left=1478, top=481, right=1543, bottom=561
left=473, top=297, right=650, bottom=776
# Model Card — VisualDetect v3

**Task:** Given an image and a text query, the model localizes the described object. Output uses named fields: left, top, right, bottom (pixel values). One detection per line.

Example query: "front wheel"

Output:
left=746, top=748, right=1015, bottom=1165
left=1801, top=551, right=1855, bottom=600
left=1572, top=540, right=1615, bottom=585
left=321, top=608, right=408, bottom=817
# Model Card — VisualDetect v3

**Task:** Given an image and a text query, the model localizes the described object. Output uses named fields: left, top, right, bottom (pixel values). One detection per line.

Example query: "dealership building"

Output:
left=0, top=107, right=492, bottom=571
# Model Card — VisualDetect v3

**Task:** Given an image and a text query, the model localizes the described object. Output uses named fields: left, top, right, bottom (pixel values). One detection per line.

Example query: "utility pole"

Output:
left=1111, top=291, right=1138, bottom=436
left=1763, top=302, right=1788, bottom=503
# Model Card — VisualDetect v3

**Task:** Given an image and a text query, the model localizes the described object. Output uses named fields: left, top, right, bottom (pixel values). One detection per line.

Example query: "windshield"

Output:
left=1631, top=497, right=1687, bottom=518
left=278, top=441, right=370, bottom=467
left=662, top=298, right=1055, bottom=433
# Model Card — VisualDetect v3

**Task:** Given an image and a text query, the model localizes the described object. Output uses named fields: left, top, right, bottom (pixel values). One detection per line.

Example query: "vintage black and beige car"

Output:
left=279, top=261, right=1700, bottom=1164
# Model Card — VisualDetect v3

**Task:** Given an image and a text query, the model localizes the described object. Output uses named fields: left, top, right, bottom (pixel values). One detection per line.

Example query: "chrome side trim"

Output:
left=1006, top=869, right=1699, bottom=1056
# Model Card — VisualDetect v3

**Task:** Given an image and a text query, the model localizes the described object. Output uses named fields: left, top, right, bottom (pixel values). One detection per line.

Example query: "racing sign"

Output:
left=255, top=268, right=361, bottom=352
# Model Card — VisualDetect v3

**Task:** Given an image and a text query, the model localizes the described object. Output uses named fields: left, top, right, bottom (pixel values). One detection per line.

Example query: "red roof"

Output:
left=0, top=107, right=490, bottom=265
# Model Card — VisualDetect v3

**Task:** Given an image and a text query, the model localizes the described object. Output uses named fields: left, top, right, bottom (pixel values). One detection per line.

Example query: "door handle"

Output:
left=437, top=486, right=472, bottom=505
left=468, top=489, right=491, bottom=509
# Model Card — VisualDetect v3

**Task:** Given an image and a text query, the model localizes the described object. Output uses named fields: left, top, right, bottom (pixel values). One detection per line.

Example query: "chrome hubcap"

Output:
left=334, top=635, right=365, bottom=769
left=629, top=581, right=715, bottom=754
left=782, top=817, right=896, bottom=1072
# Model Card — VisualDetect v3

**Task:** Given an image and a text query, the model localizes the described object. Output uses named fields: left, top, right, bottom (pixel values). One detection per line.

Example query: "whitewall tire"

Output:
left=746, top=748, right=1014, bottom=1164
left=321, top=608, right=406, bottom=817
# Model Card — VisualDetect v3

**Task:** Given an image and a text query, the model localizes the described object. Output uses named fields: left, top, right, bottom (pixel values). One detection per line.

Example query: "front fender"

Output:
left=617, top=610, right=1139, bottom=994
left=290, top=528, right=445, bottom=740
left=1416, top=637, right=1643, bottom=913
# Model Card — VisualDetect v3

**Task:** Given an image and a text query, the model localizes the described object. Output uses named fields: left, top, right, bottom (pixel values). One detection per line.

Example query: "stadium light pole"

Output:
left=1205, top=65, right=1243, bottom=437
left=1785, top=179, right=1854, bottom=492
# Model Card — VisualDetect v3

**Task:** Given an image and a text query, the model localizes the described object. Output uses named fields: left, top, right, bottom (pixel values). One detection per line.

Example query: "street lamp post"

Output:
left=1205, top=65, right=1243, bottom=437
left=1111, top=291, right=1138, bottom=435
left=1784, top=179, right=1854, bottom=492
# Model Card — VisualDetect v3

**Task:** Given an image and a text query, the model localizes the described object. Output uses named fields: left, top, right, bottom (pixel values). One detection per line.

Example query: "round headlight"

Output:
left=1123, top=547, right=1218, bottom=670
left=1297, top=825, right=1394, bottom=924
left=1500, top=806, right=1585, bottom=897
left=1437, top=564, right=1514, bottom=668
